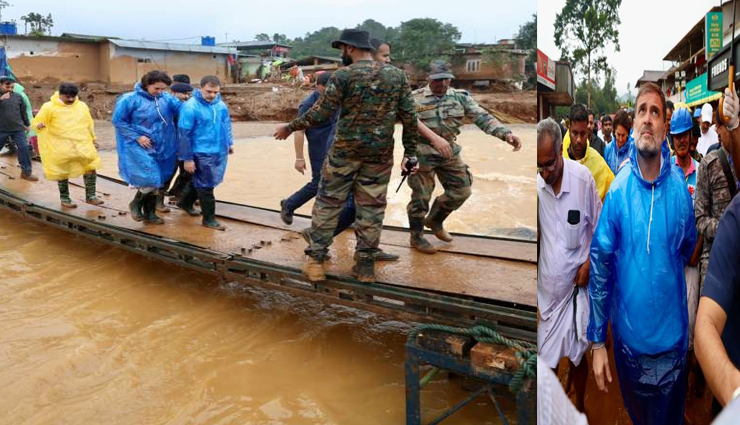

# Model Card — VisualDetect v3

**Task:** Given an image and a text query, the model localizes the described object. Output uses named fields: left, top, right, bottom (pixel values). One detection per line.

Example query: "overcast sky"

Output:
left=538, top=0, right=726, bottom=96
left=5, top=0, right=535, bottom=46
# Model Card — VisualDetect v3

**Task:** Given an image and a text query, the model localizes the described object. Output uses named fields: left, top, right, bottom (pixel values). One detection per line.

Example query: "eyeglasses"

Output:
left=537, top=162, right=556, bottom=174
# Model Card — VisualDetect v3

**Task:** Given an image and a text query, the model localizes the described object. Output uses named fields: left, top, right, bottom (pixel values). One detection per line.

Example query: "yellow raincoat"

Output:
left=563, top=130, right=614, bottom=201
left=32, top=93, right=101, bottom=181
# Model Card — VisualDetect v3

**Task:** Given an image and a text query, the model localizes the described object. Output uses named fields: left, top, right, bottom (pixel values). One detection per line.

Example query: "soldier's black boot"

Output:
left=129, top=190, right=145, bottom=222
left=409, top=217, right=436, bottom=254
left=352, top=253, right=375, bottom=283
left=58, top=180, right=77, bottom=208
left=142, top=192, right=164, bottom=225
left=176, top=183, right=200, bottom=216
left=198, top=189, right=225, bottom=231
left=84, top=173, right=104, bottom=206
left=425, top=204, right=454, bottom=242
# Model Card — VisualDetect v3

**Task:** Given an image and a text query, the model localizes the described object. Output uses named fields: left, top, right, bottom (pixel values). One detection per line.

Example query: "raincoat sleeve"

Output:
left=112, top=96, right=148, bottom=143
left=223, top=104, right=233, bottom=148
left=287, top=73, right=342, bottom=132
left=31, top=102, right=51, bottom=129
left=695, top=160, right=719, bottom=240
left=177, top=103, right=195, bottom=161
left=83, top=103, right=96, bottom=141
left=588, top=189, right=619, bottom=343
left=166, top=94, right=182, bottom=117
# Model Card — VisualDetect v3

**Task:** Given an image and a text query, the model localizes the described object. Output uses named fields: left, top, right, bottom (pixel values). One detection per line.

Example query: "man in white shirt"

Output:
left=698, top=103, right=720, bottom=156
left=537, top=117, right=602, bottom=413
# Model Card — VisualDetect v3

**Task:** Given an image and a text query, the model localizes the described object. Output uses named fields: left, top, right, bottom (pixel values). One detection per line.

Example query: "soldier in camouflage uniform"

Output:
left=408, top=60, right=522, bottom=253
left=274, top=29, right=418, bottom=283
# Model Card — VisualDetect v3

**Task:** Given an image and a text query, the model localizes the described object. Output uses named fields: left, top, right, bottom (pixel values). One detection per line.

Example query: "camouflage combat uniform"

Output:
left=408, top=85, right=511, bottom=224
left=695, top=146, right=739, bottom=288
left=287, top=60, right=418, bottom=261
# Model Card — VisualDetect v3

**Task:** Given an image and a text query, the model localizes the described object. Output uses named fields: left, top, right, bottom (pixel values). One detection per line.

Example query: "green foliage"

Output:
left=355, top=19, right=399, bottom=44
left=272, top=33, right=289, bottom=45
left=516, top=13, right=537, bottom=65
left=290, top=27, right=343, bottom=58
left=574, top=67, right=620, bottom=114
left=21, top=12, right=54, bottom=36
left=554, top=0, right=621, bottom=106
left=254, top=33, right=271, bottom=42
left=393, top=18, right=461, bottom=70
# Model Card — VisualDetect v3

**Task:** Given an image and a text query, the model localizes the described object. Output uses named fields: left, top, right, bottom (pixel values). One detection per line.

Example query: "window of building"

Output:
left=137, top=58, right=152, bottom=63
left=466, top=59, right=481, bottom=73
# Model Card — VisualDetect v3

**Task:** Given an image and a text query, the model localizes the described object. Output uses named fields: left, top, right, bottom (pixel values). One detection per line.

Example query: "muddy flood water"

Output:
left=0, top=122, right=534, bottom=424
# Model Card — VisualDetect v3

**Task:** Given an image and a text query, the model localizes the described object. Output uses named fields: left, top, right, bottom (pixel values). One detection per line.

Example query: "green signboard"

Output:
left=686, top=72, right=721, bottom=106
left=706, top=12, right=723, bottom=60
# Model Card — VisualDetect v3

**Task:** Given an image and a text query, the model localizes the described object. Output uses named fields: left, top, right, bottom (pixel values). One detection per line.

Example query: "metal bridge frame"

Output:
left=0, top=188, right=536, bottom=342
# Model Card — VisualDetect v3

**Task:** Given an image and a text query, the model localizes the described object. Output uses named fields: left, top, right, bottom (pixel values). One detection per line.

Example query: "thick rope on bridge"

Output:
left=408, top=323, right=536, bottom=394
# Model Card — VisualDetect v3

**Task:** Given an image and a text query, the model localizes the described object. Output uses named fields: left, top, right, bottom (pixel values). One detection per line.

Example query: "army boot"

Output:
left=129, top=190, right=145, bottom=222
left=352, top=254, right=375, bottom=283
left=425, top=205, right=454, bottom=242
left=83, top=173, right=104, bottom=206
left=58, top=180, right=77, bottom=209
left=409, top=217, right=436, bottom=254
left=303, top=257, right=326, bottom=281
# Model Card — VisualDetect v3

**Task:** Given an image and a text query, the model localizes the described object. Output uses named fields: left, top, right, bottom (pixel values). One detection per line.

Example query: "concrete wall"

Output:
left=2, top=36, right=102, bottom=82
left=108, top=45, right=230, bottom=85
left=453, top=53, right=526, bottom=81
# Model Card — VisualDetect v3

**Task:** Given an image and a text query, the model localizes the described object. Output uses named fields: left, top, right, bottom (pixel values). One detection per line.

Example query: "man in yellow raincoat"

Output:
left=563, top=104, right=614, bottom=201
left=32, top=83, right=103, bottom=208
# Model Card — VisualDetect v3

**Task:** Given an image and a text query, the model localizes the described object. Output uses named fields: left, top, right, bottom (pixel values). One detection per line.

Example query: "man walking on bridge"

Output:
left=274, top=28, right=418, bottom=283
left=0, top=76, right=37, bottom=182
left=408, top=60, right=521, bottom=253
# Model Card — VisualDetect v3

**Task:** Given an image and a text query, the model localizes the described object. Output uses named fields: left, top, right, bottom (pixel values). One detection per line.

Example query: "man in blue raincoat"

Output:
left=176, top=75, right=233, bottom=230
left=588, top=82, right=697, bottom=425
left=113, top=70, right=181, bottom=224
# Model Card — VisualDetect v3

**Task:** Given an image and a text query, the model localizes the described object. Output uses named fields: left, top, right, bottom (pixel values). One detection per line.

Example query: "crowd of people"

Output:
left=538, top=82, right=740, bottom=424
left=0, top=28, right=522, bottom=284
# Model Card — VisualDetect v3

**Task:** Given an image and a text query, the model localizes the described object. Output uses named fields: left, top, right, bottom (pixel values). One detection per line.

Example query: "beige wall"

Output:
left=3, top=37, right=102, bottom=83
left=108, top=45, right=230, bottom=85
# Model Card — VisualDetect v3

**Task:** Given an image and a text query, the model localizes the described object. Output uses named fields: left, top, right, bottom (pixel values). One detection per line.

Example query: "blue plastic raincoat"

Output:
left=603, top=133, right=633, bottom=176
left=588, top=139, right=696, bottom=425
left=112, top=83, right=181, bottom=188
left=177, top=89, right=232, bottom=188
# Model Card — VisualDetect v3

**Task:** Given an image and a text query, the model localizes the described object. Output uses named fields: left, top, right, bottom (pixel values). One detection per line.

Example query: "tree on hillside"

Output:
left=272, top=33, right=289, bottom=45
left=21, top=12, right=53, bottom=36
left=575, top=66, right=620, bottom=114
left=394, top=18, right=461, bottom=70
left=290, top=27, right=343, bottom=58
left=254, top=33, right=271, bottom=42
left=554, top=0, right=621, bottom=108
left=355, top=19, right=399, bottom=44
left=516, top=13, right=536, bottom=64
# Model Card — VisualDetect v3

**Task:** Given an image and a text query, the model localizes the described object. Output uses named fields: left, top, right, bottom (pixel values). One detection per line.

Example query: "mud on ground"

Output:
left=21, top=81, right=535, bottom=124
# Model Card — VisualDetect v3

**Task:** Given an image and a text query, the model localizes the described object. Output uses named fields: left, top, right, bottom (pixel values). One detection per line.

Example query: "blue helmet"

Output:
left=671, top=107, right=693, bottom=135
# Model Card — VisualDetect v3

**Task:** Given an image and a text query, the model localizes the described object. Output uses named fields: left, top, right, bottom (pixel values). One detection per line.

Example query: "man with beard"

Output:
left=589, top=82, right=697, bottom=424
left=538, top=117, right=601, bottom=414
left=562, top=103, right=613, bottom=201
left=273, top=29, right=418, bottom=283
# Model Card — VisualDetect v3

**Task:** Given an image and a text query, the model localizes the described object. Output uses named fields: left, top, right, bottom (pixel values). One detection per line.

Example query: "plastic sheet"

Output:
left=32, top=92, right=100, bottom=180
left=112, top=83, right=180, bottom=188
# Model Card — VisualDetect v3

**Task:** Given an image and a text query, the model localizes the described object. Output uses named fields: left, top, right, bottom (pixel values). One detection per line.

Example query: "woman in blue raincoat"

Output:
left=112, top=70, right=181, bottom=224
left=176, top=75, right=233, bottom=230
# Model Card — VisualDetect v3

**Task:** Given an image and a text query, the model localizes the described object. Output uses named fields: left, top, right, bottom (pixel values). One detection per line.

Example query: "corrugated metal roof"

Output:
left=61, top=33, right=119, bottom=41
left=218, top=41, right=292, bottom=49
left=109, top=39, right=236, bottom=55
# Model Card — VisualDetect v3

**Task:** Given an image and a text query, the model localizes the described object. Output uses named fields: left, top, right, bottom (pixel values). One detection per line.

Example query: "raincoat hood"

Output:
left=627, top=136, right=672, bottom=186
left=134, top=82, right=159, bottom=100
left=193, top=88, right=222, bottom=106
left=50, top=91, right=78, bottom=107
left=563, top=130, right=614, bottom=201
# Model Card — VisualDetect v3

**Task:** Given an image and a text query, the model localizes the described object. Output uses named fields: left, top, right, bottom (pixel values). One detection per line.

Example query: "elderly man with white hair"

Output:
left=537, top=117, right=602, bottom=413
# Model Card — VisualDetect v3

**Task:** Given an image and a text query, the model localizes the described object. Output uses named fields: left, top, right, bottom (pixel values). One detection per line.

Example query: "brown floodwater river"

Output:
left=0, top=122, right=533, bottom=424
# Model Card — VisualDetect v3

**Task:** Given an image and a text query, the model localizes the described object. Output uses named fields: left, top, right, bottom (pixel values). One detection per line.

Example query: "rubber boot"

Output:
left=425, top=205, right=454, bottom=242
left=176, top=183, right=200, bottom=216
left=142, top=192, right=164, bottom=225
left=129, top=190, right=145, bottom=222
left=83, top=173, right=104, bottom=205
left=156, top=189, right=171, bottom=212
left=199, top=190, right=226, bottom=231
left=58, top=180, right=77, bottom=208
left=409, top=217, right=436, bottom=254
left=351, top=254, right=375, bottom=283
left=303, top=257, right=326, bottom=282
left=353, top=250, right=399, bottom=262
